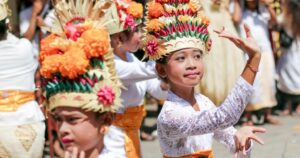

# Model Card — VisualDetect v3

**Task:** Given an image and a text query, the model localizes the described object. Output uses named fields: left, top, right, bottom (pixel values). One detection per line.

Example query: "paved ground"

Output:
left=141, top=115, right=300, bottom=158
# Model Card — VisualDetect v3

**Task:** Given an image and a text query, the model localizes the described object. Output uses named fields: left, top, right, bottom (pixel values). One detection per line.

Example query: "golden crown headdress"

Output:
left=40, top=0, right=122, bottom=113
left=143, top=0, right=212, bottom=61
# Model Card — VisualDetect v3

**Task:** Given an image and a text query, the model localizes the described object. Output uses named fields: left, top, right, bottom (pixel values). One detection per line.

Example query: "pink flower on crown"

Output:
left=65, top=23, right=82, bottom=41
left=146, top=40, right=158, bottom=56
left=64, top=17, right=85, bottom=41
left=97, top=86, right=115, bottom=106
left=124, top=15, right=136, bottom=31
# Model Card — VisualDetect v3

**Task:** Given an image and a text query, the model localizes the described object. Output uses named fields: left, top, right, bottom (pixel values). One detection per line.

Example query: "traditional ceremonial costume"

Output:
left=143, top=0, right=254, bottom=157
left=39, top=0, right=123, bottom=157
left=0, top=1, right=45, bottom=157
left=102, top=1, right=167, bottom=157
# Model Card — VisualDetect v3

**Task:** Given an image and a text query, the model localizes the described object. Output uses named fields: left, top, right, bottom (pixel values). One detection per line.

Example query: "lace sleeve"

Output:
left=159, top=77, right=253, bottom=139
left=213, top=127, right=252, bottom=158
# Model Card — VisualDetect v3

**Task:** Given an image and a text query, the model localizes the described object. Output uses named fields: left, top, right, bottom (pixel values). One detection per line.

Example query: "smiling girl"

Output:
left=143, top=0, right=266, bottom=157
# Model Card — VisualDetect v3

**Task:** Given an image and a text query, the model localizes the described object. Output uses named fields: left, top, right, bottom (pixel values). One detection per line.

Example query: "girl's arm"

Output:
left=159, top=77, right=253, bottom=139
left=21, top=0, right=44, bottom=40
left=232, top=0, right=242, bottom=27
left=260, top=0, right=277, bottom=26
left=213, top=127, right=252, bottom=158
left=115, top=59, right=157, bottom=85
left=214, top=24, right=261, bottom=85
left=214, top=126, right=266, bottom=158
left=146, top=78, right=168, bottom=100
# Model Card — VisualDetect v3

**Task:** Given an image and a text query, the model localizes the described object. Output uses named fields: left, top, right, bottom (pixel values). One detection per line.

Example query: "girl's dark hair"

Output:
left=285, top=0, right=300, bottom=39
left=155, top=56, right=169, bottom=83
left=95, top=112, right=115, bottom=125
left=119, top=30, right=133, bottom=42
left=156, top=56, right=168, bottom=65
left=0, top=18, right=7, bottom=38
left=244, top=0, right=260, bottom=14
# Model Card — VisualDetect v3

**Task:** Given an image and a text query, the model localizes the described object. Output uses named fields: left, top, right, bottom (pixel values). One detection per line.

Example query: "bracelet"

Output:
left=246, top=64, right=259, bottom=73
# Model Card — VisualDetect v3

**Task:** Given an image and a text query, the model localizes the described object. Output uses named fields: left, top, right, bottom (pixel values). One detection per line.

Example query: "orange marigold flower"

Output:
left=189, top=1, right=198, bottom=13
left=40, top=34, right=61, bottom=62
left=59, top=46, right=89, bottom=79
left=147, top=19, right=165, bottom=32
left=148, top=2, right=164, bottom=18
left=40, top=54, right=62, bottom=79
left=79, top=28, right=110, bottom=58
left=126, top=2, right=143, bottom=18
left=202, top=16, right=210, bottom=25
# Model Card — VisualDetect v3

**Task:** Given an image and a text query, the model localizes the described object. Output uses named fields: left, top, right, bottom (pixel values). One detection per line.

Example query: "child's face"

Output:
left=52, top=107, right=106, bottom=152
left=163, top=48, right=204, bottom=88
left=245, top=0, right=258, bottom=10
left=124, top=27, right=142, bottom=53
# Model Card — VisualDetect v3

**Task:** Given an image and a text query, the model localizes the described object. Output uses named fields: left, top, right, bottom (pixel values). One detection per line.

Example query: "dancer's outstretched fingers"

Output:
left=250, top=134, right=265, bottom=145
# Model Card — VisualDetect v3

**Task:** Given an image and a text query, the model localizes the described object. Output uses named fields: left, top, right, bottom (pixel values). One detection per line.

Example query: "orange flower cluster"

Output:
left=59, top=46, right=89, bottom=79
left=148, top=2, right=165, bottom=18
left=40, top=46, right=89, bottom=79
left=40, top=54, right=62, bottom=79
left=126, top=2, right=143, bottom=18
left=40, top=23, right=110, bottom=79
left=147, top=19, right=165, bottom=32
left=39, top=34, right=62, bottom=62
left=79, top=28, right=109, bottom=58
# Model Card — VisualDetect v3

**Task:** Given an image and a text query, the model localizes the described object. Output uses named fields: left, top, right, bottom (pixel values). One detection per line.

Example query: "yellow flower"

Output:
left=126, top=2, right=143, bottom=18
left=202, top=16, right=210, bottom=25
left=189, top=1, right=198, bottom=13
left=178, top=15, right=190, bottom=23
left=146, top=19, right=165, bottom=32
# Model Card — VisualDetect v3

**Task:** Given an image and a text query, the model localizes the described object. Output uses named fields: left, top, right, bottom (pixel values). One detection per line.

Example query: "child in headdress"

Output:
left=39, top=0, right=123, bottom=157
left=143, top=0, right=266, bottom=157
left=102, top=0, right=167, bottom=157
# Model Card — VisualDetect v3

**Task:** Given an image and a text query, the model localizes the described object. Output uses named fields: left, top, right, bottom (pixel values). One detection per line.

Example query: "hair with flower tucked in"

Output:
left=143, top=0, right=212, bottom=61
left=40, top=0, right=122, bottom=113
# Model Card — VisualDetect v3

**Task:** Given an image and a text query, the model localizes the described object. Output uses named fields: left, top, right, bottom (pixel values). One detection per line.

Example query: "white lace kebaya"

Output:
left=157, top=77, right=254, bottom=157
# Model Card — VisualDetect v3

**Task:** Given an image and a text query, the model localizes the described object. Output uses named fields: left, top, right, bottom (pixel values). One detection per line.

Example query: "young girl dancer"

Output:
left=39, top=0, right=122, bottom=157
left=143, top=0, right=265, bottom=157
left=103, top=0, right=167, bottom=157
